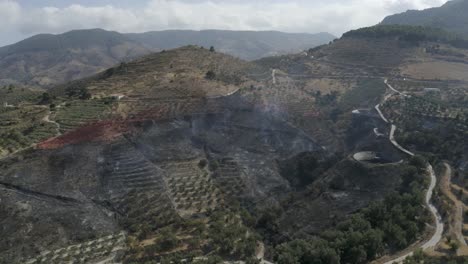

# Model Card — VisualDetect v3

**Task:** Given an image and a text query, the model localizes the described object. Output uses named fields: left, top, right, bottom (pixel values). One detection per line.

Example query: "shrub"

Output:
left=39, top=92, right=51, bottom=104
left=205, top=71, right=216, bottom=80
left=65, top=85, right=91, bottom=100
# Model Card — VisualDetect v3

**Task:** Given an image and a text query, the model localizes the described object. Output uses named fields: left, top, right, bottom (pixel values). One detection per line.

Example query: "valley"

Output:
left=0, top=1, right=468, bottom=263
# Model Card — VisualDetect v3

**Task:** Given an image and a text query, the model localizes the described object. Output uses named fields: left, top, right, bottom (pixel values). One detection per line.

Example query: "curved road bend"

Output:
left=379, top=79, right=444, bottom=264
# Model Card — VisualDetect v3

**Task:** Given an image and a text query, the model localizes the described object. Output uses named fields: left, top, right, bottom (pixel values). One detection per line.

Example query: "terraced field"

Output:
left=160, top=160, right=223, bottom=217
left=103, top=141, right=180, bottom=235
left=117, top=190, right=180, bottom=236
left=381, top=95, right=468, bottom=133
left=54, top=100, right=114, bottom=133
left=0, top=106, right=57, bottom=156
left=103, top=141, right=167, bottom=199
left=0, top=86, right=42, bottom=106
left=24, top=232, right=126, bottom=264
left=212, top=158, right=249, bottom=199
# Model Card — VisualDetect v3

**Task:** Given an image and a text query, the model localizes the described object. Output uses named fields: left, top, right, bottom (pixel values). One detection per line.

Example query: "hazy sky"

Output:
left=0, top=0, right=449, bottom=46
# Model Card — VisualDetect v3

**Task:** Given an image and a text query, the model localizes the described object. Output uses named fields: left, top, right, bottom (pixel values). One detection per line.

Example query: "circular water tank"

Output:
left=353, top=151, right=379, bottom=162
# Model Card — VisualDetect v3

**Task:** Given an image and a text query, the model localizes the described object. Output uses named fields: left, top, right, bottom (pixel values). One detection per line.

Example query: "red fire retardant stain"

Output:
left=36, top=100, right=215, bottom=150
left=37, top=120, right=130, bottom=149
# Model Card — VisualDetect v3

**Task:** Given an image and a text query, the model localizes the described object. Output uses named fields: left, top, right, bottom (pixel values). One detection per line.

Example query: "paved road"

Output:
left=375, top=104, right=389, bottom=124
left=272, top=69, right=277, bottom=85
left=422, top=165, right=444, bottom=250
left=379, top=79, right=444, bottom=264
left=389, top=125, right=415, bottom=157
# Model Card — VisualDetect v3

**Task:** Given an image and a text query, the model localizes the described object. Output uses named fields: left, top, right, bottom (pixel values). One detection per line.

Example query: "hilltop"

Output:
left=50, top=45, right=265, bottom=100
left=381, top=0, right=468, bottom=36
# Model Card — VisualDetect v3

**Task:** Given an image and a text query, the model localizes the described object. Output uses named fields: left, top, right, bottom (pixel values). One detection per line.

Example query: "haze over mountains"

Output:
left=0, top=28, right=334, bottom=87
left=127, top=30, right=335, bottom=60
left=381, top=0, right=468, bottom=36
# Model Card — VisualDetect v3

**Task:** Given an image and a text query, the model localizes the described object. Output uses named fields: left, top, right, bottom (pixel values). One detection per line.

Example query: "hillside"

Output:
left=381, top=0, right=468, bottom=36
left=0, top=44, right=417, bottom=263
left=0, top=29, right=150, bottom=87
left=127, top=30, right=335, bottom=60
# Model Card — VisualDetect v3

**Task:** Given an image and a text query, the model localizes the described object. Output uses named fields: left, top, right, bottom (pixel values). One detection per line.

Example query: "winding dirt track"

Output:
left=440, top=163, right=467, bottom=246
left=42, top=109, right=62, bottom=136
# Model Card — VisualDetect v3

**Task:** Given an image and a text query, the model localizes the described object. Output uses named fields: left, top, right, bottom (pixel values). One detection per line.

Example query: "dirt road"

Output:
left=440, top=163, right=467, bottom=246
left=42, top=109, right=62, bottom=136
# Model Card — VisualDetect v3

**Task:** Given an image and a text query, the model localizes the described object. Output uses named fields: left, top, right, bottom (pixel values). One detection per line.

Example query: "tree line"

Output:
left=343, top=25, right=468, bottom=49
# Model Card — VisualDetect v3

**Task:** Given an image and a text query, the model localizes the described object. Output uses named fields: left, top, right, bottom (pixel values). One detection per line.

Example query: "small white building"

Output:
left=424, top=88, right=441, bottom=93
left=110, top=94, right=125, bottom=100
left=3, top=102, right=14, bottom=108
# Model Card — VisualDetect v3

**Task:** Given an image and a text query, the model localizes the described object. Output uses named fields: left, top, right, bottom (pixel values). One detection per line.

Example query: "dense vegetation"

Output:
left=383, top=92, right=468, bottom=163
left=124, top=208, right=260, bottom=264
left=273, top=156, right=430, bottom=264
left=401, top=250, right=468, bottom=264
left=343, top=25, right=468, bottom=49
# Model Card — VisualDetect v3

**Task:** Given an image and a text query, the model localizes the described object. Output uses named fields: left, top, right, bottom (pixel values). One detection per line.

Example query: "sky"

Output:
left=0, top=0, right=449, bottom=46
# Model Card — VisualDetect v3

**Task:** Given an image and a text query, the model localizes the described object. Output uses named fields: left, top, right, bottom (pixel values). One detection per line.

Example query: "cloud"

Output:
left=0, top=0, right=20, bottom=26
left=0, top=0, right=449, bottom=45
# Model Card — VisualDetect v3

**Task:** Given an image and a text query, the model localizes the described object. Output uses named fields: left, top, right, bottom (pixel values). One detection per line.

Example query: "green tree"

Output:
left=65, top=85, right=91, bottom=100
left=159, top=227, right=179, bottom=251
left=449, top=241, right=459, bottom=253
left=39, top=92, right=51, bottom=104
left=205, top=70, right=216, bottom=80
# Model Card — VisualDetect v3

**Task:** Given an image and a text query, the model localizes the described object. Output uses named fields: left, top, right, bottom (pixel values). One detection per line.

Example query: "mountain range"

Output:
left=127, top=30, right=335, bottom=60
left=0, top=29, right=334, bottom=87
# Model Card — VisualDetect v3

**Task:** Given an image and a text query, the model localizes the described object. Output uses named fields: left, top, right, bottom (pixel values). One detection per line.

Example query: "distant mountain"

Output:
left=0, top=29, right=150, bottom=87
left=381, top=0, right=468, bottom=36
left=126, top=30, right=336, bottom=60
left=0, top=29, right=334, bottom=87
